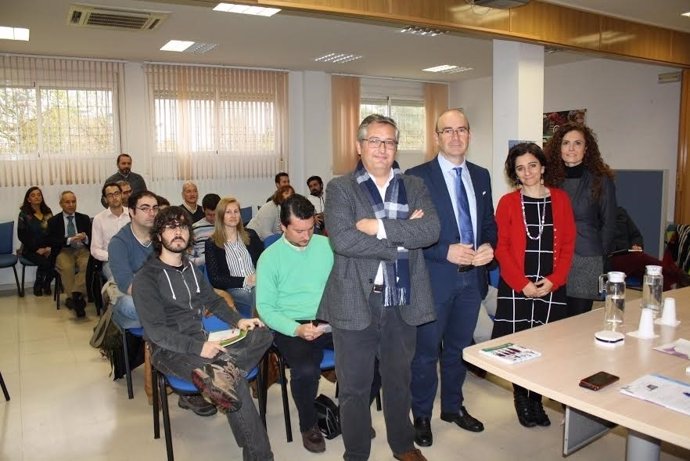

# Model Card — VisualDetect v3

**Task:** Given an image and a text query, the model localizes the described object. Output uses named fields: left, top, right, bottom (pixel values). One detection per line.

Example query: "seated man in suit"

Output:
left=256, top=194, right=334, bottom=454
left=48, top=191, right=92, bottom=318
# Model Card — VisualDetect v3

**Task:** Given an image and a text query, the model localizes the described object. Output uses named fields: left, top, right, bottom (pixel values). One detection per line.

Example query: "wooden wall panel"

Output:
left=672, top=31, right=690, bottom=66
left=599, top=17, right=673, bottom=63
left=675, top=70, right=690, bottom=223
left=510, top=2, right=600, bottom=46
left=167, top=0, right=690, bottom=67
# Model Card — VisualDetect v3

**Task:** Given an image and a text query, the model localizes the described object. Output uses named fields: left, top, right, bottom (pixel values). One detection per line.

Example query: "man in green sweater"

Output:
left=256, top=194, right=334, bottom=454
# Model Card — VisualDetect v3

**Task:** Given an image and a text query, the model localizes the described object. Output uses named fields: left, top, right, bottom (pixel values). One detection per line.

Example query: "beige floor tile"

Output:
left=0, top=288, right=688, bottom=461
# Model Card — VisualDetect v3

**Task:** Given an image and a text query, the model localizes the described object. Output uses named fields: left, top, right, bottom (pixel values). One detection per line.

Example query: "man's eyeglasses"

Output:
left=105, top=191, right=121, bottom=198
left=437, top=127, right=469, bottom=137
left=163, top=223, right=189, bottom=231
left=362, top=138, right=398, bottom=150
left=136, top=205, right=159, bottom=214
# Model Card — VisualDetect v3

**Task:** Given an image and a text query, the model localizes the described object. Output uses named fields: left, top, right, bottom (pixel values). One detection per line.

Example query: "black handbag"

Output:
left=314, top=394, right=341, bottom=439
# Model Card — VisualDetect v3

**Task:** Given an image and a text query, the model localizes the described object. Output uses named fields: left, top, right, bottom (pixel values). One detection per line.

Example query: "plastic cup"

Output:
left=660, top=297, right=678, bottom=325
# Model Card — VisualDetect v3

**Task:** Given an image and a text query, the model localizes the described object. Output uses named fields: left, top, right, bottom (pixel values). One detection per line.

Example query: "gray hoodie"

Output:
left=132, top=256, right=243, bottom=356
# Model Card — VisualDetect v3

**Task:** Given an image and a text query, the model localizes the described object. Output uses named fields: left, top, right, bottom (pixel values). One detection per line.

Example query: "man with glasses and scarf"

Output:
left=318, top=114, right=440, bottom=461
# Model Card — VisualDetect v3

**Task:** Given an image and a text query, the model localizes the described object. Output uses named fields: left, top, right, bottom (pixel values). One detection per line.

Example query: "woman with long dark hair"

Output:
left=493, top=142, right=575, bottom=427
left=17, top=186, right=54, bottom=296
left=545, top=122, right=617, bottom=316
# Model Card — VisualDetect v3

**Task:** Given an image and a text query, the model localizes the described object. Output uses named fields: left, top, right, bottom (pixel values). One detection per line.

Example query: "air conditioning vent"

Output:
left=67, top=3, right=169, bottom=31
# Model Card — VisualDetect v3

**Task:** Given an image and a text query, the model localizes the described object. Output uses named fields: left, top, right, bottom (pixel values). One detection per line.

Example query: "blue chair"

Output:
left=263, top=233, right=281, bottom=248
left=18, top=256, right=37, bottom=298
left=119, top=325, right=145, bottom=399
left=488, top=266, right=500, bottom=289
left=0, top=222, right=21, bottom=297
left=272, top=346, right=336, bottom=442
left=151, top=317, right=265, bottom=461
left=152, top=365, right=263, bottom=461
left=0, top=371, right=9, bottom=401
left=240, top=206, right=253, bottom=226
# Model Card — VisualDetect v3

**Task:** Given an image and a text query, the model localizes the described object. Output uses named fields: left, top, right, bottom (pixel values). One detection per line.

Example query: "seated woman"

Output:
left=609, top=206, right=690, bottom=290
left=17, top=186, right=55, bottom=296
left=205, top=197, right=264, bottom=317
left=247, top=185, right=294, bottom=241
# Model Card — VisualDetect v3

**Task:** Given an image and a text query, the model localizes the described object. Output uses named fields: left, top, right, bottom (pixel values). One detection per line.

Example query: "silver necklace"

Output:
left=520, top=189, right=547, bottom=241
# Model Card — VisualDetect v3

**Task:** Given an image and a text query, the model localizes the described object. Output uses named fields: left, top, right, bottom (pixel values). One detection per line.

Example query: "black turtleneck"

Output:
left=565, top=163, right=585, bottom=179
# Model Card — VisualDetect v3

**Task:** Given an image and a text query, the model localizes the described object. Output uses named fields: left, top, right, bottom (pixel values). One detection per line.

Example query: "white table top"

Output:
left=463, top=287, right=690, bottom=450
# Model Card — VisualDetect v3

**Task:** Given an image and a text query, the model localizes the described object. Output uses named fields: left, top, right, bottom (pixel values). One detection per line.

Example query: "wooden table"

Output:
left=463, top=287, right=690, bottom=460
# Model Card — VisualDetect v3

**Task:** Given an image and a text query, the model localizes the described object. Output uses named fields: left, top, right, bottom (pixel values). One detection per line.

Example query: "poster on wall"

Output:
left=543, top=109, right=586, bottom=142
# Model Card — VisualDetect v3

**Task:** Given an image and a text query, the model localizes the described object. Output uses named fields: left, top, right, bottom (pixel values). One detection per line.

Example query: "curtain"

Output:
left=0, top=55, right=124, bottom=187
left=145, top=64, right=288, bottom=181
left=424, top=83, right=448, bottom=160
left=331, top=75, right=360, bottom=175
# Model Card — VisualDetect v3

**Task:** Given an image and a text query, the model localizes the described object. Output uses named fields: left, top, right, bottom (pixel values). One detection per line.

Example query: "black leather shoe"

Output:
left=514, top=394, right=536, bottom=427
left=440, top=407, right=484, bottom=432
left=413, top=416, right=433, bottom=447
left=73, top=293, right=86, bottom=318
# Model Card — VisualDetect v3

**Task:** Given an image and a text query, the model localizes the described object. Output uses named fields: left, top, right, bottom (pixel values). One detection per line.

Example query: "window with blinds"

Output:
left=0, top=55, right=122, bottom=186
left=146, top=64, right=288, bottom=180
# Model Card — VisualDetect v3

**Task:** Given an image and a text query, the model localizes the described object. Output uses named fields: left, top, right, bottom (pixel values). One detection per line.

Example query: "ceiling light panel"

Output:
left=160, top=40, right=194, bottom=52
left=682, top=11, right=690, bottom=18
left=423, top=64, right=473, bottom=73
left=0, top=26, right=30, bottom=41
left=314, top=53, right=362, bottom=64
left=213, top=3, right=280, bottom=17
left=400, top=26, right=444, bottom=37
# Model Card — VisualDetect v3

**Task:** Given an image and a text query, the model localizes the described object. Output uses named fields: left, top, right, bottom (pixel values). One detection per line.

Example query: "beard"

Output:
left=162, top=236, right=188, bottom=253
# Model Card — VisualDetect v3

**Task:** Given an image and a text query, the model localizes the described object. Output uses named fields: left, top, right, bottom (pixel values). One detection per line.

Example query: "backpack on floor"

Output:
left=314, top=394, right=341, bottom=439
left=89, top=307, right=123, bottom=376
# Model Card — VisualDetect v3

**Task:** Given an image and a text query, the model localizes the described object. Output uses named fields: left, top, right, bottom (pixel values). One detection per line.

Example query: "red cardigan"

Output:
left=495, top=188, right=576, bottom=292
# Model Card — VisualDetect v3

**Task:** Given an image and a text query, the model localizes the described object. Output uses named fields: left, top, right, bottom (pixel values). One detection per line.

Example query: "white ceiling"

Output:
left=0, top=0, right=686, bottom=82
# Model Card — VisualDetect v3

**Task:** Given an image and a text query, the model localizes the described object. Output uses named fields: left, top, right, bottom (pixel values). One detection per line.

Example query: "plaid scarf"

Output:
left=355, top=160, right=411, bottom=306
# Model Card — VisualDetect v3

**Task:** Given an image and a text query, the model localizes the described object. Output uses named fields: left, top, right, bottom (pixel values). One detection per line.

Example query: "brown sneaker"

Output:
left=191, top=362, right=242, bottom=413
left=393, top=448, right=427, bottom=461
left=301, top=424, right=326, bottom=453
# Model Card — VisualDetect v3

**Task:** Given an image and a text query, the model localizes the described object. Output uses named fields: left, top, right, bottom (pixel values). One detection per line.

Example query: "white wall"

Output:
left=0, top=65, right=332, bottom=287
left=0, top=56, right=682, bottom=287
left=449, top=58, right=681, bottom=216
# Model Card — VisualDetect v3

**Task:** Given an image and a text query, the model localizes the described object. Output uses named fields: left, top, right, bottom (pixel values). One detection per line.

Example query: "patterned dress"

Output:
left=492, top=195, right=568, bottom=338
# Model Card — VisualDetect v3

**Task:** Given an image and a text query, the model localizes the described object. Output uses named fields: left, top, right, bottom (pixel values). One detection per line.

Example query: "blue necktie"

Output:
left=67, top=215, right=76, bottom=237
left=453, top=167, right=474, bottom=247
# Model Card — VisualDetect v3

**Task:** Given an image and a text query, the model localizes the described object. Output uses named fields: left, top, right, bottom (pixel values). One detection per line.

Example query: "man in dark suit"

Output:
left=407, top=108, right=497, bottom=446
left=48, top=191, right=92, bottom=317
left=318, top=114, right=440, bottom=461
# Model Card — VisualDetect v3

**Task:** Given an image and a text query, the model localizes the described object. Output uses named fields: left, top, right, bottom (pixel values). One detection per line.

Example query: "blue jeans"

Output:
left=227, top=287, right=255, bottom=318
left=112, top=294, right=141, bottom=329
left=152, top=327, right=274, bottom=461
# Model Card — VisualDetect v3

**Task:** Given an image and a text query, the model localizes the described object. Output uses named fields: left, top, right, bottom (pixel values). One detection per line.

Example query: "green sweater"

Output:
left=256, top=234, right=333, bottom=336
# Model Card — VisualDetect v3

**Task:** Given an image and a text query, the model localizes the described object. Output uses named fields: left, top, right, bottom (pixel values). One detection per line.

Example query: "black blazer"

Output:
left=205, top=228, right=263, bottom=290
left=47, top=212, right=92, bottom=252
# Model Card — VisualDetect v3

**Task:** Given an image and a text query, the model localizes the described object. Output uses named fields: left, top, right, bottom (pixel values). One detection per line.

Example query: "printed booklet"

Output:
left=207, top=328, right=247, bottom=347
left=479, top=342, right=541, bottom=364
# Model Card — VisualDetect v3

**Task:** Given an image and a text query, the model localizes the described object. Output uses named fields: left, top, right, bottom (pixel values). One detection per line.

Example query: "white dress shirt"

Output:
left=91, top=207, right=131, bottom=261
